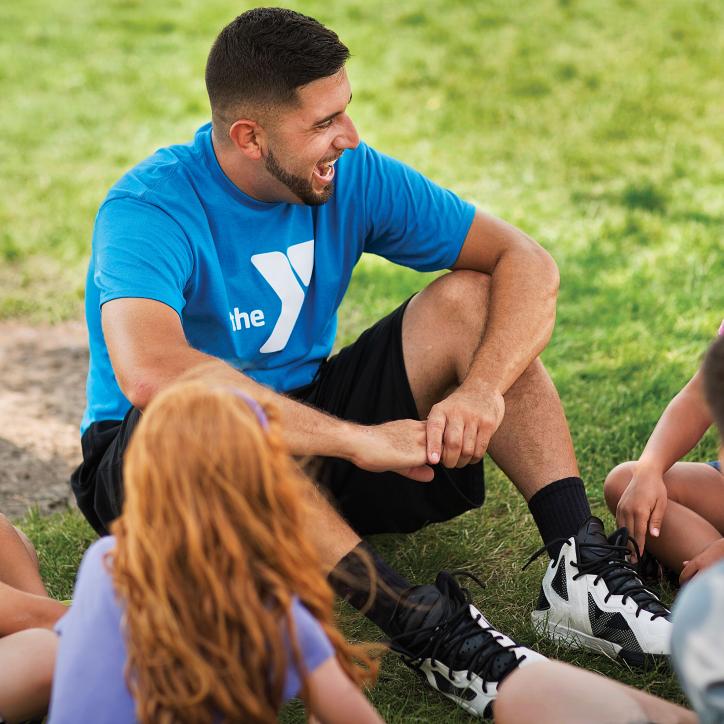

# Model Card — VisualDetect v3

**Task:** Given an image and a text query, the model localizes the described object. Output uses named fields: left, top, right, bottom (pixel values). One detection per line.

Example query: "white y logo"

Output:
left=251, top=239, right=314, bottom=353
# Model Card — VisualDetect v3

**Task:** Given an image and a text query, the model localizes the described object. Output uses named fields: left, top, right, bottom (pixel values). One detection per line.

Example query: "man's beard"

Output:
left=264, top=148, right=334, bottom=206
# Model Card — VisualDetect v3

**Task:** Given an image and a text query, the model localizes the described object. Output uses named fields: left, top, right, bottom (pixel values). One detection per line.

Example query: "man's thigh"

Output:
left=293, top=297, right=485, bottom=536
left=402, top=270, right=490, bottom=418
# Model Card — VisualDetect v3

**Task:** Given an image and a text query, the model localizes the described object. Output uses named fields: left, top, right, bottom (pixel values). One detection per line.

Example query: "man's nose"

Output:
left=335, top=113, right=360, bottom=150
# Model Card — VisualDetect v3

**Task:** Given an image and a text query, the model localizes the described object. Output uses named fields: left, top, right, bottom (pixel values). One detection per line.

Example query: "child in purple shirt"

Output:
left=50, top=538, right=335, bottom=722
left=49, top=375, right=382, bottom=723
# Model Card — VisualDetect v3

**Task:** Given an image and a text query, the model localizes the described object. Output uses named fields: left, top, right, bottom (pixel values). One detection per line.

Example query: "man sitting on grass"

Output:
left=71, top=7, right=671, bottom=716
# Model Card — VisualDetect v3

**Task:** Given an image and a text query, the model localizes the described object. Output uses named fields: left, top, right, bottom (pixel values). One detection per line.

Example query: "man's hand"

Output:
left=615, top=467, right=668, bottom=558
left=425, top=386, right=505, bottom=469
left=350, top=420, right=434, bottom=482
left=680, top=539, right=724, bottom=583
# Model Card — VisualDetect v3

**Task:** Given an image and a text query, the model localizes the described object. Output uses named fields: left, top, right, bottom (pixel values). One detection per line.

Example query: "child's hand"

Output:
left=680, top=539, right=724, bottom=583
left=615, top=467, right=668, bottom=558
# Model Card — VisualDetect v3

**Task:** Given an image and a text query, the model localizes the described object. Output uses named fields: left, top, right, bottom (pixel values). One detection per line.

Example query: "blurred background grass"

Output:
left=2, top=0, right=723, bottom=720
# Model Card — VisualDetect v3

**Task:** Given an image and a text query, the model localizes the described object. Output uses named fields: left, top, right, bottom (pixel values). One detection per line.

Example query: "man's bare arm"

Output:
left=454, top=210, right=559, bottom=393
left=102, top=298, right=433, bottom=480
left=426, top=210, right=560, bottom=466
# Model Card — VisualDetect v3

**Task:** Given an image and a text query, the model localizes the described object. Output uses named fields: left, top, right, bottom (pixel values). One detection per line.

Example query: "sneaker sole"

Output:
left=531, top=611, right=667, bottom=669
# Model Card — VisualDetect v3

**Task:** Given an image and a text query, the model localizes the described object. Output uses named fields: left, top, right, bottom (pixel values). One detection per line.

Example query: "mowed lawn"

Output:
left=2, top=0, right=723, bottom=721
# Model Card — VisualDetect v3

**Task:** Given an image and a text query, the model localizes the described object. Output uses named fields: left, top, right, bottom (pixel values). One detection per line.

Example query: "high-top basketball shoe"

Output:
left=390, top=571, right=547, bottom=718
left=528, top=517, right=671, bottom=667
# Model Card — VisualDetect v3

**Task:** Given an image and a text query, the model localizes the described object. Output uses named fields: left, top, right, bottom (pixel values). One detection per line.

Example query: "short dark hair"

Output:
left=205, top=8, right=349, bottom=128
left=703, top=335, right=724, bottom=438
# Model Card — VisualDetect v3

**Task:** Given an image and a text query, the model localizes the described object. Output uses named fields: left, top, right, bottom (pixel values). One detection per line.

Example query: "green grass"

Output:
left=3, top=0, right=724, bottom=720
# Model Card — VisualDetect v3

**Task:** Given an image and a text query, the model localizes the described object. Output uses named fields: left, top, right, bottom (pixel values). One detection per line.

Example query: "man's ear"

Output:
left=228, top=119, right=265, bottom=160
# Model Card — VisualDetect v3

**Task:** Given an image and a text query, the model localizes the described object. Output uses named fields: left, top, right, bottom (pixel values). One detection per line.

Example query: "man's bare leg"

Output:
left=402, top=270, right=673, bottom=670
left=402, top=270, right=579, bottom=499
left=302, top=476, right=361, bottom=570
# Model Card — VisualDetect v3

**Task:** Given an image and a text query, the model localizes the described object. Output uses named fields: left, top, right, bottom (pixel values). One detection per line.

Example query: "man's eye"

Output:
left=317, top=119, right=334, bottom=129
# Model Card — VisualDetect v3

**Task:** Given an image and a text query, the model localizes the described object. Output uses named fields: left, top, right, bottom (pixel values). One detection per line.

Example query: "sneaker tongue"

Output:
left=395, top=582, right=455, bottom=631
left=395, top=572, right=474, bottom=631
left=433, top=571, right=467, bottom=605
left=576, top=517, right=612, bottom=564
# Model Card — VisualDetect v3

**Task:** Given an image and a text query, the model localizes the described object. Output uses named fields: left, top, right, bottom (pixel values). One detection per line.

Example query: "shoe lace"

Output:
left=523, top=534, right=669, bottom=620
left=389, top=571, right=525, bottom=691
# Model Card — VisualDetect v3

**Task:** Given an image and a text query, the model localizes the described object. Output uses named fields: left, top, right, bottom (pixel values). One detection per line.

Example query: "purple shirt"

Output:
left=49, top=537, right=334, bottom=723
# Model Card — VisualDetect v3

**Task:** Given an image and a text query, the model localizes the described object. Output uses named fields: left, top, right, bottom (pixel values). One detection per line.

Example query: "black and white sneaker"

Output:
left=527, top=517, right=671, bottom=667
left=390, top=571, right=546, bottom=718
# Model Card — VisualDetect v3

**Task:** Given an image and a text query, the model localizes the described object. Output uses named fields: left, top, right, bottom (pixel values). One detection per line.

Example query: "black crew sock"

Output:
left=328, top=541, right=412, bottom=636
left=528, top=476, right=592, bottom=559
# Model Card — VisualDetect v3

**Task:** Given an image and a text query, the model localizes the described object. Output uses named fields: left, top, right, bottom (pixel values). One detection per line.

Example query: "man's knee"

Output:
left=604, top=462, right=635, bottom=511
left=425, top=270, right=491, bottom=326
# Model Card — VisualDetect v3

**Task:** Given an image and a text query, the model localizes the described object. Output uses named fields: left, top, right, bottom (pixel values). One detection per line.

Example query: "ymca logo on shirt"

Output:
left=228, top=239, right=315, bottom=354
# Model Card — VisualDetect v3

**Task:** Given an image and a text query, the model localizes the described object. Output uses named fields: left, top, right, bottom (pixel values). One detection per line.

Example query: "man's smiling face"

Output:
left=262, top=68, right=359, bottom=205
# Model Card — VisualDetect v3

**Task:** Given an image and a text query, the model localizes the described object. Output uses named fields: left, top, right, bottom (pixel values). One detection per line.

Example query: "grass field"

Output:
left=2, top=0, right=723, bottom=720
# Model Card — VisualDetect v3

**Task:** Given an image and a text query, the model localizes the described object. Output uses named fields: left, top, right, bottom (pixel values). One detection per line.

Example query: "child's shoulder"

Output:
left=289, top=597, right=335, bottom=661
left=75, top=536, right=117, bottom=592
left=81, top=535, right=116, bottom=568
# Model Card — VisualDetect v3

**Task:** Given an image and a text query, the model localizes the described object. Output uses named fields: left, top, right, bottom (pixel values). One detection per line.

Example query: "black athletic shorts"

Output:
left=71, top=298, right=485, bottom=536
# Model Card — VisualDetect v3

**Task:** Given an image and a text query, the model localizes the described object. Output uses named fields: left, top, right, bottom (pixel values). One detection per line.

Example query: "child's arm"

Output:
left=305, top=657, right=384, bottom=724
left=0, top=581, right=67, bottom=636
left=616, top=368, right=712, bottom=553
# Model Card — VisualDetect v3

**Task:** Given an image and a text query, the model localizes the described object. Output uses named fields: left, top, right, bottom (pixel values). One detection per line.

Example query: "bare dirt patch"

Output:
left=0, top=321, right=87, bottom=518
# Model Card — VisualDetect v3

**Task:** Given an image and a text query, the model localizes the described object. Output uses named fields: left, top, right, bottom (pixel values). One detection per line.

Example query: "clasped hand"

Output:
left=351, top=388, right=505, bottom=482
left=426, top=386, right=505, bottom=468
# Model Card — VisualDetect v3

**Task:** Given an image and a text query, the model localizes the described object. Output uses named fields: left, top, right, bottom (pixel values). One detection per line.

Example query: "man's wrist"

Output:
left=320, top=418, right=364, bottom=462
left=458, top=377, right=504, bottom=400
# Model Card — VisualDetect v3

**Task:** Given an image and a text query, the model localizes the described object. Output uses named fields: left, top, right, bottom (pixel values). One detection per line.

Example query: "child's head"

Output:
left=111, top=376, right=376, bottom=723
left=703, top=335, right=724, bottom=467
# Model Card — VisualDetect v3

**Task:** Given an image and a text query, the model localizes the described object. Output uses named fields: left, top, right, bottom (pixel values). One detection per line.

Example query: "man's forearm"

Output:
left=462, top=245, right=559, bottom=396
left=165, top=356, right=432, bottom=479
left=155, top=353, right=357, bottom=460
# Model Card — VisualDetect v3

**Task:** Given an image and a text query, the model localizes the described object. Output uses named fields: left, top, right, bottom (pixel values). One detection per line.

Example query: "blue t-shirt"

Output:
left=82, top=123, right=475, bottom=432
left=49, top=537, right=335, bottom=723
